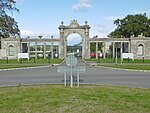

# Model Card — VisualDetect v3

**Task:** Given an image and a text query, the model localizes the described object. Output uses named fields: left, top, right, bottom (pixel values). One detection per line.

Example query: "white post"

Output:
left=70, top=56, right=73, bottom=87
left=70, top=66, right=73, bottom=87
left=77, top=67, right=80, bottom=87
left=64, top=68, right=67, bottom=87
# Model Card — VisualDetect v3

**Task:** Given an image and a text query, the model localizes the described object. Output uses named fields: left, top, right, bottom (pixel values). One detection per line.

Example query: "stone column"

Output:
left=87, top=39, right=90, bottom=58
left=64, top=38, right=67, bottom=59
left=103, top=42, right=106, bottom=59
left=35, top=42, right=37, bottom=59
left=128, top=42, right=131, bottom=53
left=59, top=30, right=65, bottom=59
left=59, top=39, right=62, bottom=59
left=120, top=42, right=123, bottom=59
left=82, top=38, right=85, bottom=59
left=28, top=42, right=30, bottom=59
left=20, top=41, right=23, bottom=53
left=113, top=42, right=115, bottom=58
left=84, top=28, right=90, bottom=59
left=51, top=41, right=54, bottom=59
left=96, top=42, right=98, bottom=59
left=44, top=42, right=46, bottom=59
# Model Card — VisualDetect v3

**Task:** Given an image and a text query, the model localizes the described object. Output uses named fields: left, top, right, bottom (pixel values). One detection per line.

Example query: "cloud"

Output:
left=20, top=29, right=59, bottom=39
left=20, top=30, right=34, bottom=37
left=103, top=11, right=150, bottom=22
left=90, top=24, right=116, bottom=38
left=72, top=0, right=92, bottom=11
left=20, top=29, right=47, bottom=38
left=103, top=12, right=150, bottom=23
left=103, top=16, right=123, bottom=21
left=96, top=25, right=115, bottom=33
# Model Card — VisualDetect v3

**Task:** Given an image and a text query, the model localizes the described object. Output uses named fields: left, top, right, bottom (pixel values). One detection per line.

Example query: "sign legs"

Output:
left=64, top=71, right=67, bottom=87
left=77, top=69, right=80, bottom=87
left=70, top=66, right=73, bottom=87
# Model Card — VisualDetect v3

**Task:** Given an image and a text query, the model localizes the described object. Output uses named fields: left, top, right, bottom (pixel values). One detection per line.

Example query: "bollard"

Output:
left=6, top=57, right=8, bottom=64
left=112, top=57, right=114, bottom=63
left=34, top=57, right=36, bottom=63
left=48, top=57, right=51, bottom=63
left=143, top=57, right=144, bottom=63
left=98, top=57, right=100, bottom=63
left=20, top=58, right=22, bottom=64
left=128, top=57, right=129, bottom=63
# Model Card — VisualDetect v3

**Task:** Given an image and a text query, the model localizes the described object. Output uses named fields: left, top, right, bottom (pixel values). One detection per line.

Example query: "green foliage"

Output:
left=0, top=0, right=19, bottom=16
left=0, top=15, right=20, bottom=38
left=38, top=35, right=43, bottom=39
left=90, top=42, right=96, bottom=52
left=0, top=0, right=20, bottom=38
left=109, top=13, right=150, bottom=38
left=90, top=42, right=103, bottom=53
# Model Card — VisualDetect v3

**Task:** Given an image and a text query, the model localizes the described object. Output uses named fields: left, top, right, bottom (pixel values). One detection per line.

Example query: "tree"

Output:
left=109, top=13, right=150, bottom=38
left=0, top=15, right=20, bottom=38
left=90, top=42, right=103, bottom=53
left=0, top=0, right=20, bottom=38
left=38, top=35, right=43, bottom=39
left=0, top=0, right=19, bottom=16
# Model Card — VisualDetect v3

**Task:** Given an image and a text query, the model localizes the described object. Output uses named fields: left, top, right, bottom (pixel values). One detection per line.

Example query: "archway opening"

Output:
left=67, top=33, right=82, bottom=58
left=8, top=45, right=15, bottom=56
left=137, top=44, right=144, bottom=56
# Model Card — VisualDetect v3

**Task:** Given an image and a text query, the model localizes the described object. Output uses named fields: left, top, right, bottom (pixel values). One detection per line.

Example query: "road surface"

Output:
left=0, top=59, right=150, bottom=88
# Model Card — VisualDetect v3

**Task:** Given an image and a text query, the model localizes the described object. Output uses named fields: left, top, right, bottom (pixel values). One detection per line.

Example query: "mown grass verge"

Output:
left=86, top=58, right=150, bottom=70
left=98, top=63, right=150, bottom=70
left=0, top=84, right=149, bottom=113
left=0, top=59, right=63, bottom=69
left=86, top=58, right=150, bottom=63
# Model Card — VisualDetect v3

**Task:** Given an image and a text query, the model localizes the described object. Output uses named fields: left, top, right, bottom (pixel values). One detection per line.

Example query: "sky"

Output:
left=13, top=0, right=150, bottom=45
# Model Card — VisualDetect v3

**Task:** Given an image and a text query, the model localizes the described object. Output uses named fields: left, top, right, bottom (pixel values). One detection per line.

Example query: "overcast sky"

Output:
left=13, top=0, right=150, bottom=45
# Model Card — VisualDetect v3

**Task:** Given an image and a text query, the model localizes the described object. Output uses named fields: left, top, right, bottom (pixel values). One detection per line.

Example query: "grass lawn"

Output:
left=86, top=58, right=150, bottom=70
left=0, top=59, right=63, bottom=69
left=98, top=63, right=150, bottom=70
left=0, top=84, right=149, bottom=113
left=86, top=58, right=150, bottom=63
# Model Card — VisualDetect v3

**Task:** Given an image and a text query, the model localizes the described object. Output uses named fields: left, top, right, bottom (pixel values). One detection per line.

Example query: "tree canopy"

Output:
left=108, top=13, right=150, bottom=38
left=0, top=0, right=20, bottom=38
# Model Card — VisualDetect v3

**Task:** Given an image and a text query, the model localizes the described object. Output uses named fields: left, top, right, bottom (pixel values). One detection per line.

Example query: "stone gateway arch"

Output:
left=58, top=20, right=90, bottom=59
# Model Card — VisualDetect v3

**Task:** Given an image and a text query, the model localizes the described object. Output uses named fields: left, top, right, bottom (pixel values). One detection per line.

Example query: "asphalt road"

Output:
left=0, top=59, right=150, bottom=88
